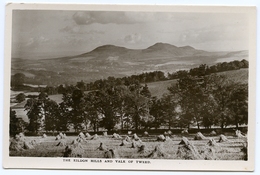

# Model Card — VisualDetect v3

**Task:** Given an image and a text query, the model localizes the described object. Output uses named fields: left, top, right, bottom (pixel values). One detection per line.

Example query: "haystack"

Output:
left=24, top=141, right=34, bottom=149
left=59, top=132, right=65, bottom=139
left=97, top=142, right=108, bottom=151
left=9, top=139, right=24, bottom=151
left=76, top=137, right=85, bottom=143
left=218, top=134, right=228, bottom=142
left=132, top=133, right=140, bottom=141
left=124, top=136, right=131, bottom=142
left=15, top=133, right=25, bottom=141
left=241, top=142, right=248, bottom=161
left=181, top=129, right=189, bottom=134
left=194, top=132, right=207, bottom=140
left=131, top=140, right=143, bottom=148
left=131, top=141, right=136, bottom=148
left=42, top=134, right=47, bottom=138
left=30, top=139, right=39, bottom=146
left=71, top=139, right=79, bottom=145
left=147, top=145, right=167, bottom=158
left=157, top=134, right=165, bottom=142
left=55, top=135, right=62, bottom=140
left=78, top=132, right=85, bottom=138
left=207, top=138, right=218, bottom=146
left=112, top=133, right=122, bottom=139
left=137, top=145, right=147, bottom=154
left=85, top=132, right=91, bottom=138
left=143, top=131, right=149, bottom=136
left=117, top=134, right=122, bottom=139
left=103, top=131, right=108, bottom=136
left=199, top=146, right=217, bottom=160
left=104, top=149, right=119, bottom=158
left=165, top=136, right=172, bottom=142
left=112, top=133, right=117, bottom=138
left=235, top=130, right=246, bottom=138
left=128, top=131, right=132, bottom=135
left=57, top=139, right=67, bottom=147
left=63, top=144, right=84, bottom=157
left=9, top=134, right=25, bottom=151
left=179, top=137, right=190, bottom=145
left=91, top=134, right=99, bottom=140
left=10, top=134, right=35, bottom=151
left=209, top=130, right=217, bottom=136
left=119, top=139, right=130, bottom=146
left=19, top=132, right=25, bottom=139
left=177, top=139, right=202, bottom=160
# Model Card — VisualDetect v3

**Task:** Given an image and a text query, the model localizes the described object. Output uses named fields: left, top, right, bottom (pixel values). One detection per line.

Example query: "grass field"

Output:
left=9, top=133, right=247, bottom=160
left=146, top=68, right=248, bottom=97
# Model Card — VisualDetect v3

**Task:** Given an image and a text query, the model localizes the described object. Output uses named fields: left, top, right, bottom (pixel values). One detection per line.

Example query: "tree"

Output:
left=25, top=98, right=43, bottom=134
left=160, top=94, right=178, bottom=130
left=168, top=75, right=207, bottom=129
left=206, top=74, right=236, bottom=129
left=229, top=84, right=248, bottom=129
left=57, top=84, right=66, bottom=94
left=94, top=84, right=123, bottom=132
left=60, top=89, right=86, bottom=132
left=124, top=84, right=151, bottom=131
left=10, top=109, right=18, bottom=136
left=149, top=97, right=164, bottom=129
left=15, top=93, right=26, bottom=103
left=140, top=84, right=151, bottom=98
left=43, top=100, right=60, bottom=133
left=84, top=91, right=102, bottom=132
left=11, top=73, right=25, bottom=87
left=76, top=80, right=86, bottom=91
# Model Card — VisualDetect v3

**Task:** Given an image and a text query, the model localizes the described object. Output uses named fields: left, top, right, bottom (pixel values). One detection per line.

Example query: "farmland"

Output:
left=9, top=132, right=247, bottom=160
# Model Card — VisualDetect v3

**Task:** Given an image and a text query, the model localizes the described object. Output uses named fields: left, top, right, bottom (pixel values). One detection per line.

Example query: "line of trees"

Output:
left=10, top=64, right=248, bottom=135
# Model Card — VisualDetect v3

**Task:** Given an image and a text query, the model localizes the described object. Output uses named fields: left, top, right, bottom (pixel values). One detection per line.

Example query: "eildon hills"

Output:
left=11, top=42, right=248, bottom=85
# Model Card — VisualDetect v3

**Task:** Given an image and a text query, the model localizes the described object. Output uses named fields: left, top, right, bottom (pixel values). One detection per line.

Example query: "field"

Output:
left=9, top=133, right=247, bottom=160
left=146, top=68, right=248, bottom=98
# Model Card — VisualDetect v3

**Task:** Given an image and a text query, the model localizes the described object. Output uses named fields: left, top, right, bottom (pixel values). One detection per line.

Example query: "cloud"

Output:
left=72, top=11, right=136, bottom=25
left=124, top=33, right=142, bottom=44
left=25, top=36, right=49, bottom=46
left=71, top=11, right=178, bottom=25
left=60, top=25, right=104, bottom=34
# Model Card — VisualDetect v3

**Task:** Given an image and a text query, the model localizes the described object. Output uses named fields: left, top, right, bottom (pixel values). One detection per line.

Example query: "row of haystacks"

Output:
left=55, top=132, right=67, bottom=140
left=61, top=132, right=247, bottom=159
left=156, top=135, right=172, bottom=142
left=177, top=137, right=221, bottom=160
left=119, top=135, right=143, bottom=146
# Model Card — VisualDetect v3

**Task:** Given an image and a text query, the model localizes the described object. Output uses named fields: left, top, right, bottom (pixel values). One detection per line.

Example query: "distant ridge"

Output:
left=76, top=42, right=206, bottom=59
left=11, top=42, right=248, bottom=86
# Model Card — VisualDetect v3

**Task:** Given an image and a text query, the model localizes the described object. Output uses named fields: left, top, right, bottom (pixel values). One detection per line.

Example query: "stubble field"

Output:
left=9, top=133, right=247, bottom=160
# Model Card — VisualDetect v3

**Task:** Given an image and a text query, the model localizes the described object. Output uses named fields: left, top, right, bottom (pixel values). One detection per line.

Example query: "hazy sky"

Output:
left=12, top=10, right=249, bottom=59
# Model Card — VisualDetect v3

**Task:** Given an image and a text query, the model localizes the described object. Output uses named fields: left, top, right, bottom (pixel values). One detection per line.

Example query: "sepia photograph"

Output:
left=3, top=3, right=256, bottom=171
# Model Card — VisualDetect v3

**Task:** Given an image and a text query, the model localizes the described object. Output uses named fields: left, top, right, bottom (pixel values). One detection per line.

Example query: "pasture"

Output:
left=9, top=132, right=247, bottom=160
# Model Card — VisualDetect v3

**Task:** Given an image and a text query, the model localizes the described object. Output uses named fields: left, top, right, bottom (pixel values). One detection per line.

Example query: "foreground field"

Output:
left=9, top=133, right=247, bottom=160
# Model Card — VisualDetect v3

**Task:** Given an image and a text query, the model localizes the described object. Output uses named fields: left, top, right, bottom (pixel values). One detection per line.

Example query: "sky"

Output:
left=12, top=10, right=249, bottom=59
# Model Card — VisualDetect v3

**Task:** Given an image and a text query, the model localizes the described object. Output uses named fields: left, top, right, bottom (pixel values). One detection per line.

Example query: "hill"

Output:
left=11, top=43, right=248, bottom=86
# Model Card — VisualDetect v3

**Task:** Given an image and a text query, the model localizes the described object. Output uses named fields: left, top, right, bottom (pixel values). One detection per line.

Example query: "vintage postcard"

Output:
left=3, top=3, right=256, bottom=171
